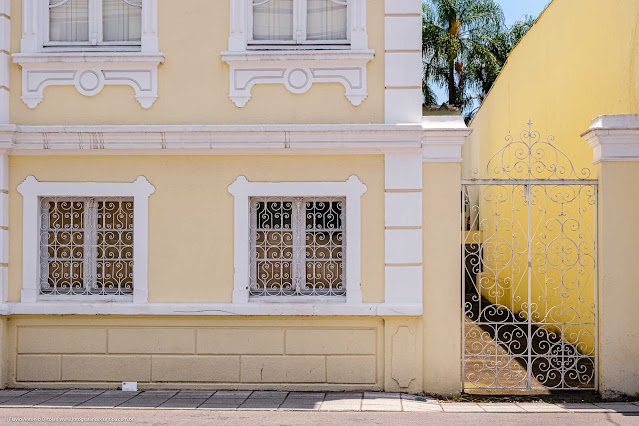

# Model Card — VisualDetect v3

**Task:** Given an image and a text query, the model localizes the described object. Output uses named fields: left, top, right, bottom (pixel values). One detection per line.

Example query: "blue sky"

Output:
left=432, top=0, right=551, bottom=104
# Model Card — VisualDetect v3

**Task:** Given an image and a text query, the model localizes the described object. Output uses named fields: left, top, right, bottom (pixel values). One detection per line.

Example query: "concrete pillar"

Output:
left=582, top=114, right=639, bottom=398
left=421, top=118, right=471, bottom=396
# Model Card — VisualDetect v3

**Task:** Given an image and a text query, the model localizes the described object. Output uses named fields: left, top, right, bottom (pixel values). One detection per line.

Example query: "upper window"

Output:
left=47, top=0, right=141, bottom=48
left=250, top=0, right=349, bottom=47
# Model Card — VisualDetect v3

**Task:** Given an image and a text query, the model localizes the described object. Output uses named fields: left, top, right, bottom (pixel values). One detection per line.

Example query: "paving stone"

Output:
left=401, top=401, right=443, bottom=412
left=0, top=397, right=59, bottom=407
left=76, top=398, right=133, bottom=408
left=249, top=391, right=288, bottom=399
left=364, top=392, right=400, bottom=399
left=319, top=396, right=362, bottom=412
left=211, top=391, right=252, bottom=398
left=324, top=392, right=363, bottom=401
left=478, top=403, right=526, bottom=413
left=27, top=390, right=66, bottom=396
left=285, top=392, right=325, bottom=399
left=117, top=395, right=174, bottom=408
left=173, top=391, right=215, bottom=399
left=0, top=390, right=30, bottom=397
left=198, top=400, right=244, bottom=410
left=517, top=402, right=567, bottom=412
left=594, top=403, right=639, bottom=413
left=279, top=398, right=323, bottom=410
left=63, top=390, right=105, bottom=396
left=440, top=402, right=484, bottom=413
left=100, top=390, right=140, bottom=397
left=158, top=398, right=208, bottom=409
left=361, top=401, right=402, bottom=412
left=555, top=403, right=608, bottom=412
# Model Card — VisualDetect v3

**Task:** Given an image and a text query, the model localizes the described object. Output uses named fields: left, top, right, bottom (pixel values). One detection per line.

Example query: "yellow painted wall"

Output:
left=465, top=0, right=639, bottom=362
left=596, top=161, right=639, bottom=398
left=4, top=316, right=424, bottom=391
left=8, top=155, right=385, bottom=303
left=8, top=0, right=385, bottom=125
left=467, top=0, right=639, bottom=177
left=423, top=162, right=462, bottom=396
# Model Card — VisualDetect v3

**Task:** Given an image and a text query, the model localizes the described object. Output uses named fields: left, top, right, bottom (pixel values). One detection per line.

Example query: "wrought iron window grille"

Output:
left=39, top=197, right=134, bottom=296
left=249, top=196, right=345, bottom=298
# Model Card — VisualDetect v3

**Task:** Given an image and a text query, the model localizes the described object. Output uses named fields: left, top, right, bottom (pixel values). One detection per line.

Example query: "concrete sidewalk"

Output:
left=0, top=390, right=638, bottom=413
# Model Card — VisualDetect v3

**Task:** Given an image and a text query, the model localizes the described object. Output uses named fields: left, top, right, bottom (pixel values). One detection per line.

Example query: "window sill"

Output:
left=220, top=49, right=375, bottom=107
left=0, top=302, right=422, bottom=317
left=12, top=51, right=165, bottom=109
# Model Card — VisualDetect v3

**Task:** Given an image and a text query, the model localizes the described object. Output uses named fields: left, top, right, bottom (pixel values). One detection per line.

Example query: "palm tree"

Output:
left=422, top=0, right=505, bottom=108
left=464, top=15, right=536, bottom=121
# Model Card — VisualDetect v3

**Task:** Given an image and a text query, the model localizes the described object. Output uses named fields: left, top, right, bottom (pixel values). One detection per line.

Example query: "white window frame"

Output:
left=21, top=0, right=158, bottom=53
left=229, top=0, right=367, bottom=52
left=17, top=176, right=155, bottom=304
left=248, top=0, right=351, bottom=48
left=228, top=175, right=367, bottom=305
left=45, top=0, right=143, bottom=50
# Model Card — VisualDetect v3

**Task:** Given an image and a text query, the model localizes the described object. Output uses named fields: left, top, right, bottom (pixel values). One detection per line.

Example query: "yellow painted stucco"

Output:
left=8, top=0, right=385, bottom=125
left=596, top=161, right=639, bottom=398
left=423, top=162, right=462, bottom=396
left=3, top=316, right=425, bottom=391
left=7, top=155, right=385, bottom=303
left=467, top=0, right=639, bottom=176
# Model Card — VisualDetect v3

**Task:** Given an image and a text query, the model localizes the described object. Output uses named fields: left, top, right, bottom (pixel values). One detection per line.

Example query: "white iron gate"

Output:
left=462, top=122, right=597, bottom=391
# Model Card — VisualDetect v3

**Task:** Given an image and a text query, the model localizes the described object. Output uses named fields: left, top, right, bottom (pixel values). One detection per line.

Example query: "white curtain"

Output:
left=49, top=0, right=89, bottom=42
left=103, top=0, right=142, bottom=42
left=306, top=0, right=347, bottom=41
left=253, top=0, right=294, bottom=41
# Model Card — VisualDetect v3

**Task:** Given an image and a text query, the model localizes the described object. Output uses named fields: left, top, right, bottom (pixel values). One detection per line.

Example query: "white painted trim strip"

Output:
left=0, top=302, right=422, bottom=316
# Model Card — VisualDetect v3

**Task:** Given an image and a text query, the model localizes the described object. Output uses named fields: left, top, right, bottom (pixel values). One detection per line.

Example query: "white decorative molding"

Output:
left=0, top=301, right=422, bottom=316
left=421, top=116, right=473, bottom=162
left=15, top=0, right=162, bottom=108
left=221, top=50, right=374, bottom=107
left=12, top=53, right=164, bottom=108
left=228, top=175, right=367, bottom=305
left=16, top=176, right=155, bottom=304
left=0, top=123, right=427, bottom=154
left=223, top=0, right=372, bottom=107
left=581, top=114, right=639, bottom=163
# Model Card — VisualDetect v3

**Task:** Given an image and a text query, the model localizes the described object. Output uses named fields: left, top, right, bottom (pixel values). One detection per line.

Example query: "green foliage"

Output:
left=422, top=0, right=536, bottom=122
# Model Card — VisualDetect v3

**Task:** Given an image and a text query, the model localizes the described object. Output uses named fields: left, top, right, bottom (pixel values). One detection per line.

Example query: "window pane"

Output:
left=96, top=199, right=134, bottom=294
left=250, top=199, right=295, bottom=296
left=253, top=0, right=294, bottom=41
left=40, top=199, right=86, bottom=294
left=306, top=0, right=348, bottom=41
left=304, top=199, right=344, bottom=296
left=103, top=0, right=142, bottom=42
left=49, top=0, right=89, bottom=42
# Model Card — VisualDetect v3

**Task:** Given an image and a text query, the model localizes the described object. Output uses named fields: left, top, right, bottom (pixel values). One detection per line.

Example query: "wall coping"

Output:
left=581, top=114, right=639, bottom=163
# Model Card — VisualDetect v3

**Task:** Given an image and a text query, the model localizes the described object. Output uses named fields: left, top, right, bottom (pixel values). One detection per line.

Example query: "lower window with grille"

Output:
left=249, top=197, right=345, bottom=298
left=40, top=197, right=134, bottom=296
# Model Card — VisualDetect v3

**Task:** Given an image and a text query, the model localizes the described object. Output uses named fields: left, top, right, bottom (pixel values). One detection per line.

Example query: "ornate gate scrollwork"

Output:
left=462, top=122, right=597, bottom=391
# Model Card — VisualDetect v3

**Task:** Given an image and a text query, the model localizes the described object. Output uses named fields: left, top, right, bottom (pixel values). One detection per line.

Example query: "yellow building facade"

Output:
left=0, top=0, right=472, bottom=396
